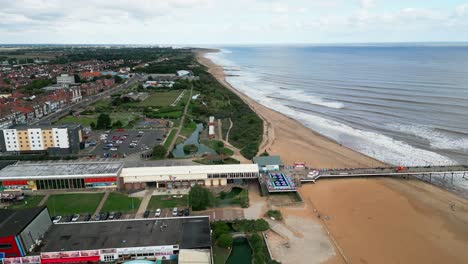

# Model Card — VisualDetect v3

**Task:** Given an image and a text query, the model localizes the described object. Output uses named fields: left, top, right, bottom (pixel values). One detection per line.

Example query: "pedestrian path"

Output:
left=136, top=190, right=153, bottom=216
left=38, top=194, right=50, bottom=206
left=93, top=191, right=110, bottom=215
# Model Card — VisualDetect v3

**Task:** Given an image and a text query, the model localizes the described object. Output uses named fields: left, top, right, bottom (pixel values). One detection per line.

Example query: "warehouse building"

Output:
left=0, top=124, right=84, bottom=155
left=0, top=206, right=51, bottom=259
left=1, top=207, right=211, bottom=264
left=120, top=164, right=259, bottom=190
left=0, top=162, right=123, bottom=191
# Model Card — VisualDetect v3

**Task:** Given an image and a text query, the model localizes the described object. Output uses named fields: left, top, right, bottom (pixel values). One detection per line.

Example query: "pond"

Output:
left=172, top=123, right=216, bottom=158
left=226, top=238, right=252, bottom=264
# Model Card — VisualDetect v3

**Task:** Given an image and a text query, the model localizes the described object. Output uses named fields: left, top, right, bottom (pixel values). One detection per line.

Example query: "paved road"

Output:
left=30, top=75, right=140, bottom=125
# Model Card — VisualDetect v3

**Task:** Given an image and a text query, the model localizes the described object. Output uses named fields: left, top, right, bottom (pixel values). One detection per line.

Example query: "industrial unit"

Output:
left=0, top=207, right=211, bottom=264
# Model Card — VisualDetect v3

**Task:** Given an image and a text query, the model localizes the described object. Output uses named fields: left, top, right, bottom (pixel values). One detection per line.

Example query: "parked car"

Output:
left=52, top=216, right=62, bottom=223
left=101, top=212, right=109, bottom=220
left=109, top=212, right=116, bottom=220
left=178, top=210, right=184, bottom=216
left=95, top=214, right=101, bottom=221
left=83, top=214, right=91, bottom=221
left=71, top=214, right=80, bottom=222
left=155, top=208, right=161, bottom=217
left=143, top=210, right=150, bottom=218
left=64, top=215, right=73, bottom=222
left=172, top=207, right=178, bottom=216
left=184, top=208, right=190, bottom=216
left=110, top=147, right=118, bottom=151
left=115, top=212, right=122, bottom=219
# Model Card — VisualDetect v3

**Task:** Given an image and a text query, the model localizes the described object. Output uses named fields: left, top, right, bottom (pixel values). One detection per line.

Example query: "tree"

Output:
left=212, top=221, right=230, bottom=239
left=217, top=233, right=233, bottom=249
left=114, top=75, right=123, bottom=84
left=90, top=122, right=96, bottom=129
left=112, top=120, right=123, bottom=128
left=96, top=113, right=112, bottom=129
left=260, top=151, right=269, bottom=157
left=148, top=76, right=154, bottom=81
left=189, top=185, right=213, bottom=211
left=152, top=145, right=167, bottom=159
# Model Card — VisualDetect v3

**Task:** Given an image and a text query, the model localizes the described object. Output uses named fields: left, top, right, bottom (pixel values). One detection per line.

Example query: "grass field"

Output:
left=56, top=112, right=139, bottom=128
left=100, top=193, right=141, bottom=213
left=46, top=193, right=104, bottom=216
left=180, top=120, right=197, bottom=137
left=147, top=195, right=188, bottom=210
left=164, top=129, right=177, bottom=149
left=213, top=245, right=231, bottom=264
left=55, top=115, right=96, bottom=127
left=201, top=140, right=234, bottom=156
left=140, top=90, right=185, bottom=107
left=8, top=195, right=44, bottom=210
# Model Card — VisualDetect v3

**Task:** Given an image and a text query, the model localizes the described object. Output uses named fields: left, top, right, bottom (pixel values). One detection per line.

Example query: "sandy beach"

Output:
left=197, top=49, right=468, bottom=264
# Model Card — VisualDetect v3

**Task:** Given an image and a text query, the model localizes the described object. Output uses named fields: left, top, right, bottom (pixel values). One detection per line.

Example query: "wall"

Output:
left=0, top=236, right=21, bottom=258
left=18, top=208, right=51, bottom=254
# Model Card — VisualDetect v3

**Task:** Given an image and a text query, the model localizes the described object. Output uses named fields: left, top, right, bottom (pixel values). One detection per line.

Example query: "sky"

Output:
left=1, top=0, right=468, bottom=45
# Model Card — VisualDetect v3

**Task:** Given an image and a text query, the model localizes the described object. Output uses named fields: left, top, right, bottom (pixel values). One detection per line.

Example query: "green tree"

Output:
left=96, top=113, right=112, bottom=129
left=189, top=185, right=213, bottom=211
left=152, top=145, right=167, bottom=159
left=260, top=151, right=269, bottom=157
left=113, top=120, right=123, bottom=128
left=90, top=122, right=96, bottom=129
left=217, top=233, right=233, bottom=249
left=114, top=75, right=123, bottom=83
left=212, top=221, right=230, bottom=239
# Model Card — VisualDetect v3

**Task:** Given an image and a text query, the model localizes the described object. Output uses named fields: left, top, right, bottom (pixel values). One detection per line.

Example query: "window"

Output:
left=103, top=255, right=114, bottom=262
left=37, top=132, right=39, bottom=134
left=56, top=136, right=59, bottom=138
left=0, top=243, right=12, bottom=249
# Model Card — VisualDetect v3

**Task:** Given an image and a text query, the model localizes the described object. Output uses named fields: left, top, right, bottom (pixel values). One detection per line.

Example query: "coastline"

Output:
left=197, top=49, right=468, bottom=264
left=196, top=50, right=385, bottom=168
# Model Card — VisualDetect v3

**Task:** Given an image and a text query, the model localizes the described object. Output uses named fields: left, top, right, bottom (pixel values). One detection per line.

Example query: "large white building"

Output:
left=56, top=74, right=75, bottom=85
left=120, top=164, right=259, bottom=190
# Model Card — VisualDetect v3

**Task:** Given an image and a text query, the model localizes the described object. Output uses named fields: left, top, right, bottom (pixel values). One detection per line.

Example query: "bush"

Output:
left=212, top=221, right=230, bottom=239
left=112, top=120, right=123, bottom=128
left=217, top=233, right=233, bottom=249
left=189, top=185, right=214, bottom=211
left=183, top=144, right=198, bottom=154
left=232, top=219, right=269, bottom=233
left=250, top=233, right=267, bottom=264
left=96, top=113, right=112, bottom=129
left=266, top=210, right=282, bottom=221
left=152, top=145, right=167, bottom=159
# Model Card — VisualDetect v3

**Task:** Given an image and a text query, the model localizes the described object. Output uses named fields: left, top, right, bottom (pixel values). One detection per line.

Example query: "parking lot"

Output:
left=86, top=129, right=166, bottom=158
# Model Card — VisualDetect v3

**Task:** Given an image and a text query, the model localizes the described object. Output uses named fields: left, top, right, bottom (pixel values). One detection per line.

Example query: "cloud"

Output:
left=359, top=0, right=375, bottom=10
left=456, top=3, right=468, bottom=16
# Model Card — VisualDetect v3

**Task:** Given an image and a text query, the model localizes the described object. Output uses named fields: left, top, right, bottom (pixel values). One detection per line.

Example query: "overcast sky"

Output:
left=1, top=0, right=468, bottom=45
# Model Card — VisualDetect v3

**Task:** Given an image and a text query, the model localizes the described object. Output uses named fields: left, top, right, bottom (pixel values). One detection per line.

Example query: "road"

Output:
left=29, top=75, right=141, bottom=125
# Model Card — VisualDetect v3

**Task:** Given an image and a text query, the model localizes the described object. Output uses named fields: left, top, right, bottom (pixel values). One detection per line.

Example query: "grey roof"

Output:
left=39, top=217, right=211, bottom=252
left=0, top=206, right=47, bottom=237
left=0, top=161, right=124, bottom=180
left=253, top=156, right=283, bottom=166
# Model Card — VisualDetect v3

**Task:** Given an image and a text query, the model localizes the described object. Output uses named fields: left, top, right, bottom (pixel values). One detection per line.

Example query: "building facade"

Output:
left=0, top=124, right=84, bottom=155
left=56, top=74, right=75, bottom=85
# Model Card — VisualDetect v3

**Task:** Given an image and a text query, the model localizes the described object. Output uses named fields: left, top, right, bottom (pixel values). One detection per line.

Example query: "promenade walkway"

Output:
left=93, top=191, right=110, bottom=215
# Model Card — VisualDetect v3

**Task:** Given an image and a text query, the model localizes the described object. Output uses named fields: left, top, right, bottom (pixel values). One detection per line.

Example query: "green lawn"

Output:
left=180, top=120, right=197, bottom=137
left=8, top=195, right=44, bottom=210
left=140, top=90, right=185, bottom=107
left=164, top=129, right=177, bottom=149
left=213, top=245, right=231, bottom=264
left=152, top=110, right=183, bottom=119
left=55, top=115, right=96, bottom=127
left=147, top=195, right=188, bottom=210
left=109, top=112, right=140, bottom=127
left=201, top=140, right=234, bottom=156
left=46, top=193, right=104, bottom=216
left=100, top=193, right=141, bottom=213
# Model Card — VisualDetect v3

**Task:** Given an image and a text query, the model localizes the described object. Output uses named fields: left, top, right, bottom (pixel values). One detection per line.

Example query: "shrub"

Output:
left=217, top=233, right=233, bottom=249
left=266, top=210, right=283, bottom=221
left=152, top=145, right=167, bottom=159
left=189, top=185, right=214, bottom=211
left=232, top=219, right=269, bottom=233
left=212, top=221, right=230, bottom=239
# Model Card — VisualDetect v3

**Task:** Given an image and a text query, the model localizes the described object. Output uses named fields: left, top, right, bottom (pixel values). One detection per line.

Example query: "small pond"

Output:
left=226, top=238, right=252, bottom=264
left=171, top=123, right=216, bottom=158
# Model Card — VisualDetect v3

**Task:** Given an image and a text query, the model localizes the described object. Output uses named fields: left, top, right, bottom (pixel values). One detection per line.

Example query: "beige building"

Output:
left=120, top=164, right=259, bottom=190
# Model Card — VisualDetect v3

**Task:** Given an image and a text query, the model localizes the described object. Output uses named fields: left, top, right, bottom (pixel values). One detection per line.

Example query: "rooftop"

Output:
left=0, top=206, right=47, bottom=237
left=39, top=217, right=211, bottom=252
left=121, top=164, right=259, bottom=177
left=253, top=156, right=284, bottom=166
left=0, top=161, right=124, bottom=180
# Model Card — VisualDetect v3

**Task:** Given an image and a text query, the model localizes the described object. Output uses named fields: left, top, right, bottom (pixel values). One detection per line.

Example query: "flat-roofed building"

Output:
left=0, top=124, right=84, bottom=155
left=120, top=164, right=259, bottom=190
left=0, top=161, right=124, bottom=191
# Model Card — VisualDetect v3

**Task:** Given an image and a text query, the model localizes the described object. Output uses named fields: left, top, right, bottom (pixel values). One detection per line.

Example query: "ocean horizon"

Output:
left=205, top=45, right=468, bottom=167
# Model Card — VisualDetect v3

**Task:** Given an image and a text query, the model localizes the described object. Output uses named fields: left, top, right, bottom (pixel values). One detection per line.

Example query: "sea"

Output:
left=205, top=44, right=468, bottom=167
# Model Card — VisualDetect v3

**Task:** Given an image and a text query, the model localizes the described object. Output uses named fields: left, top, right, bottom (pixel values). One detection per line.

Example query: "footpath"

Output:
left=93, top=191, right=110, bottom=215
